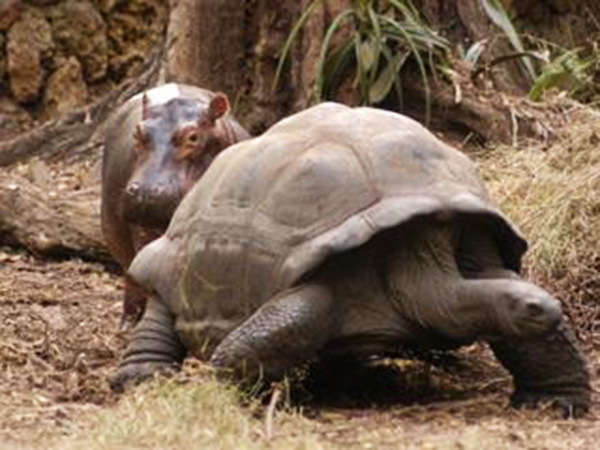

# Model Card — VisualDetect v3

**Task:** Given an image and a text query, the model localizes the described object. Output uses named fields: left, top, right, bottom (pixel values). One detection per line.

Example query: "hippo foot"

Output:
left=110, top=361, right=180, bottom=393
left=510, top=390, right=590, bottom=419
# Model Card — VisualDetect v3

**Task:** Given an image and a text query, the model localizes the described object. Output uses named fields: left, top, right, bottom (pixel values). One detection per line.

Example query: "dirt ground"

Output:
left=1, top=244, right=599, bottom=449
left=0, top=246, right=124, bottom=442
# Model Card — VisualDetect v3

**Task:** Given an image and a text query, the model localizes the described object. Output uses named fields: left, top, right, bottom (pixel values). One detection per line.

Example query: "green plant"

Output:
left=480, top=0, right=537, bottom=81
left=477, top=1, right=598, bottom=103
left=528, top=49, right=595, bottom=101
left=274, top=0, right=449, bottom=124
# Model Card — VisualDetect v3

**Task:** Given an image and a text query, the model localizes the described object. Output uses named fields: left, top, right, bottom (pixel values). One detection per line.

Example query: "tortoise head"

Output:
left=493, top=281, right=563, bottom=338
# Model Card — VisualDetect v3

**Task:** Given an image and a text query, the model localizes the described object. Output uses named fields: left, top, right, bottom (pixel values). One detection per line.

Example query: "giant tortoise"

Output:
left=113, top=103, right=591, bottom=416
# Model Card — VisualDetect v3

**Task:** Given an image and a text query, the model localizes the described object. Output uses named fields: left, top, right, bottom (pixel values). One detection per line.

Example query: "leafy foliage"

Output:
left=479, top=0, right=599, bottom=103
left=274, top=0, right=449, bottom=124
left=479, top=0, right=537, bottom=80
left=528, top=49, right=596, bottom=102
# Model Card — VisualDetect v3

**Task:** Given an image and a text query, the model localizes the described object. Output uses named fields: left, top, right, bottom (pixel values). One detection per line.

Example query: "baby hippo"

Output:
left=101, top=83, right=249, bottom=327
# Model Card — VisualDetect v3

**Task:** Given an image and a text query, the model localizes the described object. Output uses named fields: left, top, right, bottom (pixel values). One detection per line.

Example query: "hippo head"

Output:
left=124, top=92, right=230, bottom=229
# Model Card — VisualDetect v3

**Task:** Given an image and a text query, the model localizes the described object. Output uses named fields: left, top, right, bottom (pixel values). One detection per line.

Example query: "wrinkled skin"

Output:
left=101, top=84, right=249, bottom=327
left=111, top=103, right=591, bottom=418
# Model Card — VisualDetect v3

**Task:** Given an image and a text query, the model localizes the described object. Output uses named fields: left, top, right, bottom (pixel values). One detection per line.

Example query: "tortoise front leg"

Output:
left=489, top=321, right=591, bottom=418
left=455, top=224, right=592, bottom=416
left=210, top=284, right=335, bottom=381
left=111, top=297, right=187, bottom=391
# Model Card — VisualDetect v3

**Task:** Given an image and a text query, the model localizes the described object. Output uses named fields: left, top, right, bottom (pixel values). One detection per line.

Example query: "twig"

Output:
left=265, top=385, right=282, bottom=441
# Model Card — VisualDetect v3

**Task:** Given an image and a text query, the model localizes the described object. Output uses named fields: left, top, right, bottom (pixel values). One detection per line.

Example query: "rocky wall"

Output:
left=0, top=0, right=168, bottom=140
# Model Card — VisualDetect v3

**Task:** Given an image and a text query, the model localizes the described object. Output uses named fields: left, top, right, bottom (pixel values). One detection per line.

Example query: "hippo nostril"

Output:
left=126, top=181, right=141, bottom=197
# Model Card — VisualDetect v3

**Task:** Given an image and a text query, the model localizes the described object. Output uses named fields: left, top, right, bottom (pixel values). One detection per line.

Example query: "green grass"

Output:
left=59, top=374, right=328, bottom=450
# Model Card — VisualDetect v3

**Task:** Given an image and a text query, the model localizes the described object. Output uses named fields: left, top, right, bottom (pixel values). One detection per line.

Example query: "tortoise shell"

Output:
left=129, top=103, right=526, bottom=347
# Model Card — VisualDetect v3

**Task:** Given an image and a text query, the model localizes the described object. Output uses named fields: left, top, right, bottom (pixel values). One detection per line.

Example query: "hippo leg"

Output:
left=456, top=225, right=591, bottom=416
left=121, top=276, right=147, bottom=330
left=210, top=284, right=335, bottom=380
left=111, top=297, right=186, bottom=391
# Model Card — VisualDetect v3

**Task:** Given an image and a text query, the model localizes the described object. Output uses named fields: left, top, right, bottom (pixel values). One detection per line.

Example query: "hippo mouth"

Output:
left=123, top=195, right=180, bottom=230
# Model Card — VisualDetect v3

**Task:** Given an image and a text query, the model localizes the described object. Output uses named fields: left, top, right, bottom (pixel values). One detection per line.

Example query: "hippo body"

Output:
left=101, top=83, right=249, bottom=326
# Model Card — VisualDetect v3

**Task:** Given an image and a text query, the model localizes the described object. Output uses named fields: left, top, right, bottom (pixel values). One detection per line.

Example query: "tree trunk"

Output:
left=164, top=0, right=245, bottom=97
left=0, top=171, right=107, bottom=260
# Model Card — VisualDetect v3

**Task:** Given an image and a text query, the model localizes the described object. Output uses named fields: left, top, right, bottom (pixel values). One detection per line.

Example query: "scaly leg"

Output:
left=385, top=222, right=561, bottom=341
left=489, top=321, right=591, bottom=418
left=210, top=284, right=335, bottom=380
left=456, top=224, right=591, bottom=416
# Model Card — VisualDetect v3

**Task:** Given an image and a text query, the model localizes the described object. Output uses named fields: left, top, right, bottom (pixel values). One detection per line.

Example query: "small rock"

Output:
left=43, top=56, right=88, bottom=115
left=32, top=304, right=67, bottom=331
left=0, top=0, right=21, bottom=31
left=27, top=158, right=51, bottom=185
left=93, top=0, right=118, bottom=14
left=6, top=8, right=54, bottom=103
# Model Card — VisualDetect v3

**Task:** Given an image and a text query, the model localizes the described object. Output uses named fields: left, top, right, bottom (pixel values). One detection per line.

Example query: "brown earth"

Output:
left=0, top=243, right=598, bottom=449
left=0, top=246, right=123, bottom=441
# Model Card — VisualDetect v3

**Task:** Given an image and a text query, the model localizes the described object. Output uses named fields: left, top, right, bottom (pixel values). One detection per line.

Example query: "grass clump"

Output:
left=478, top=106, right=600, bottom=338
left=58, top=368, right=328, bottom=450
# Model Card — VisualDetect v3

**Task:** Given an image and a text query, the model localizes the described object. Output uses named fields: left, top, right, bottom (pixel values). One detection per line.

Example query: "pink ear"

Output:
left=142, top=92, right=150, bottom=120
left=208, top=93, right=230, bottom=122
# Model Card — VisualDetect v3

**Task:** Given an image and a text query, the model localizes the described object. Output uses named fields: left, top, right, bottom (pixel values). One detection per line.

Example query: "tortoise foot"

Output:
left=511, top=390, right=590, bottom=419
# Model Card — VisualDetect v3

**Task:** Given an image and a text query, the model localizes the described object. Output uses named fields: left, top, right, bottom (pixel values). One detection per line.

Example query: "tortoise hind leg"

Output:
left=210, top=284, right=335, bottom=380
left=489, top=321, right=591, bottom=418
left=111, top=297, right=187, bottom=391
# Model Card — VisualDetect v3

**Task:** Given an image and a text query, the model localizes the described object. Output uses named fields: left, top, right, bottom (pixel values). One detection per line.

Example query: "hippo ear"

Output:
left=207, top=93, right=230, bottom=123
left=142, top=92, right=150, bottom=120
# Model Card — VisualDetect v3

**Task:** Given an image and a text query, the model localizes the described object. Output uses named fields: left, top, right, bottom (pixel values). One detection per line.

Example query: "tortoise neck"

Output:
left=384, top=221, right=498, bottom=341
